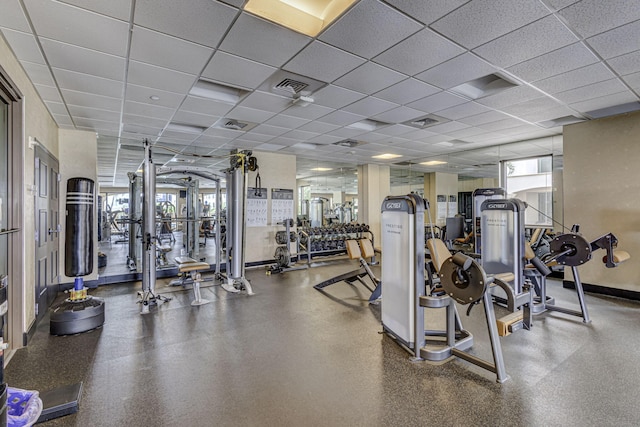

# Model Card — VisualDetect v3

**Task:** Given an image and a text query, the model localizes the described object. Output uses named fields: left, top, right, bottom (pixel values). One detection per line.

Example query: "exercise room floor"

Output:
left=6, top=259, right=640, bottom=426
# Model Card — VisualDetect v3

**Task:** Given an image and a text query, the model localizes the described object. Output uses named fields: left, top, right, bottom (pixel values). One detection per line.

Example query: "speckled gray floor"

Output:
left=6, top=259, right=640, bottom=426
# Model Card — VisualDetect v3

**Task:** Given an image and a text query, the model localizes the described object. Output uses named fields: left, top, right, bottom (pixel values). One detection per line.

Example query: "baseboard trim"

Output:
left=563, top=280, right=640, bottom=301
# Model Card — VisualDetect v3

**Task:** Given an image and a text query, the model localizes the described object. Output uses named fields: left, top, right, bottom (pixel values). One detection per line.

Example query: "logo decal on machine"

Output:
left=385, top=202, right=402, bottom=209
left=487, top=203, right=507, bottom=209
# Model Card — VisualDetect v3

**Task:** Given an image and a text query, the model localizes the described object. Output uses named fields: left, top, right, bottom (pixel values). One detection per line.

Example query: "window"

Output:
left=502, top=156, right=553, bottom=227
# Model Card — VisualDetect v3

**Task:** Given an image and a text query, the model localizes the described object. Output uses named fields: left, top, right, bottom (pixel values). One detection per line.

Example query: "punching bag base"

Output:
left=50, top=296, right=105, bottom=336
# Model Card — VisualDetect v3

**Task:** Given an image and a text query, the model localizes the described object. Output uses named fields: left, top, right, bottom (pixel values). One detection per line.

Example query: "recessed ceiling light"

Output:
left=149, top=95, right=160, bottom=101
left=165, top=122, right=207, bottom=134
left=244, top=0, right=358, bottom=37
left=311, top=167, right=332, bottom=171
left=372, top=153, right=402, bottom=160
left=189, top=79, right=249, bottom=104
left=420, top=160, right=447, bottom=166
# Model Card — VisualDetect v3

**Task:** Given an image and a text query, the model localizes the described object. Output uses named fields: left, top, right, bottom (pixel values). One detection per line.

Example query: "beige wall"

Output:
left=563, top=112, right=640, bottom=291
left=245, top=151, right=297, bottom=263
left=357, top=164, right=390, bottom=242
left=425, top=172, right=459, bottom=226
left=458, top=177, right=499, bottom=192
left=59, top=129, right=98, bottom=283
left=1, top=34, right=59, bottom=335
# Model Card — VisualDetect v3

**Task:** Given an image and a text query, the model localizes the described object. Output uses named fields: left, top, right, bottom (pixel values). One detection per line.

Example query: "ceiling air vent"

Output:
left=403, top=114, right=449, bottom=129
left=538, top=115, right=586, bottom=128
left=213, top=117, right=258, bottom=132
left=450, top=72, right=520, bottom=99
left=275, top=78, right=309, bottom=94
left=333, top=139, right=361, bottom=148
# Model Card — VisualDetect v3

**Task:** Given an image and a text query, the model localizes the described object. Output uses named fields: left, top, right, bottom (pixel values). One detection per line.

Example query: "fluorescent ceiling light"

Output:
left=347, top=119, right=387, bottom=132
left=420, top=160, right=447, bottom=166
left=372, top=153, right=402, bottom=160
left=311, top=167, right=332, bottom=171
left=165, top=122, right=207, bottom=134
left=189, top=79, right=248, bottom=104
left=244, top=0, right=358, bottom=37
left=450, top=73, right=520, bottom=100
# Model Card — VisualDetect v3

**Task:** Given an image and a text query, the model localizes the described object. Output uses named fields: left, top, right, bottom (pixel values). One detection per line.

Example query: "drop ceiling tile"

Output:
left=124, top=100, right=176, bottom=119
left=265, top=114, right=310, bottom=129
left=172, top=110, right=218, bottom=128
left=297, top=121, right=340, bottom=134
left=159, top=130, right=199, bottom=141
left=62, top=88, right=121, bottom=110
left=134, top=0, right=238, bottom=48
left=435, top=102, right=493, bottom=121
left=342, top=96, right=398, bottom=117
left=327, top=127, right=369, bottom=139
left=25, top=0, right=129, bottom=56
left=319, top=0, right=422, bottom=59
left=334, top=62, right=406, bottom=95
left=431, top=0, right=549, bottom=49
left=372, top=124, right=417, bottom=137
left=281, top=129, right=321, bottom=141
left=225, top=139, right=261, bottom=150
left=407, top=91, right=467, bottom=113
left=128, top=60, right=197, bottom=94
left=220, top=12, right=311, bottom=67
left=58, top=0, right=131, bottom=20
left=0, top=1, right=31, bottom=32
left=121, top=123, right=162, bottom=137
left=249, top=124, right=289, bottom=137
left=204, top=126, right=244, bottom=139
left=180, top=96, right=233, bottom=117
left=507, top=43, right=599, bottom=83
left=622, top=71, right=640, bottom=90
left=130, top=26, right=213, bottom=74
left=473, top=15, right=578, bottom=68
left=40, top=38, right=125, bottom=81
left=44, top=101, right=68, bottom=115
left=415, top=53, right=497, bottom=89
left=371, top=106, right=424, bottom=123
left=228, top=131, right=272, bottom=143
left=421, top=120, right=469, bottom=135
left=254, top=143, right=286, bottom=152
left=607, top=50, right=640, bottom=76
left=477, top=118, right=531, bottom=132
left=373, top=78, right=440, bottom=105
left=21, top=61, right=55, bottom=86
left=68, top=105, right=120, bottom=122
left=317, top=110, right=366, bottom=127
left=51, top=114, right=74, bottom=127
left=555, top=78, right=628, bottom=104
left=510, top=104, right=576, bottom=123
left=54, top=68, right=123, bottom=98
left=312, top=85, right=366, bottom=109
left=475, top=85, right=544, bottom=109
left=1, top=29, right=45, bottom=64
left=269, top=136, right=302, bottom=147
left=586, top=19, right=640, bottom=60
left=122, top=114, right=167, bottom=130
left=458, top=110, right=512, bottom=126
left=570, top=90, right=639, bottom=113
left=307, top=134, right=347, bottom=145
left=226, top=105, right=275, bottom=123
left=559, top=0, right=640, bottom=38
left=74, top=117, right=120, bottom=131
left=446, top=126, right=492, bottom=139
left=283, top=103, right=334, bottom=120
left=283, top=41, right=366, bottom=83
left=384, top=0, right=469, bottom=25
left=202, top=51, right=276, bottom=90
left=373, top=28, right=465, bottom=76
left=532, top=63, right=616, bottom=94
left=239, top=91, right=292, bottom=113
left=126, top=84, right=184, bottom=109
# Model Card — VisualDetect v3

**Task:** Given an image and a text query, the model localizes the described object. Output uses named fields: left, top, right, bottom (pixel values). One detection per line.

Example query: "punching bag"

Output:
left=65, top=178, right=94, bottom=277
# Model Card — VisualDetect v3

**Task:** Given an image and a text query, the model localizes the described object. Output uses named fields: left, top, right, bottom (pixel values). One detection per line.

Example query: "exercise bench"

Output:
left=314, top=238, right=381, bottom=303
left=172, top=256, right=212, bottom=306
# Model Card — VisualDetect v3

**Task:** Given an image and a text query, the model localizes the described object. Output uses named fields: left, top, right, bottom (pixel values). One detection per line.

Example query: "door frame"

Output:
left=0, top=66, right=25, bottom=355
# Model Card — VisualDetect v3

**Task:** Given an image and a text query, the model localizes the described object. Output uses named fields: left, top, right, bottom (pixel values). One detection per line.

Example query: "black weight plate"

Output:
left=549, top=233, right=591, bottom=266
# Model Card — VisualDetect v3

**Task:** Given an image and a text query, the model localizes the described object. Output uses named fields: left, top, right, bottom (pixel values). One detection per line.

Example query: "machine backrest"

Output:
left=359, top=239, right=375, bottom=259
left=345, top=239, right=362, bottom=260
left=445, top=216, right=465, bottom=240
left=427, top=238, right=451, bottom=273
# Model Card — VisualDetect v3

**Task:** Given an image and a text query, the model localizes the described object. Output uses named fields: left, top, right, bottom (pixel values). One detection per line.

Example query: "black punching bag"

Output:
left=65, top=178, right=94, bottom=277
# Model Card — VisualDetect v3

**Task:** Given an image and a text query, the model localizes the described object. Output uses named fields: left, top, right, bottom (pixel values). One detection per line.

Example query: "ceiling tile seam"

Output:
left=113, top=0, right=138, bottom=187
left=538, top=0, right=640, bottom=109
left=17, top=0, right=76, bottom=128
left=422, top=16, right=584, bottom=125
left=379, top=0, right=470, bottom=26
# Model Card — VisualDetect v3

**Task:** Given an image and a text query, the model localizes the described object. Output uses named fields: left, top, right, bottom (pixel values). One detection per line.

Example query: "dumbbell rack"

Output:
left=298, top=224, right=376, bottom=266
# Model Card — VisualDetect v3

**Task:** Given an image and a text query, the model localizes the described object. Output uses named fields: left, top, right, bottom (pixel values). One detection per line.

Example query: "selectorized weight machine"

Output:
left=381, top=194, right=509, bottom=383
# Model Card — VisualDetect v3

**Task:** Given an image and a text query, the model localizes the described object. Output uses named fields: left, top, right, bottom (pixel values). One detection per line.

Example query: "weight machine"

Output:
left=472, top=187, right=506, bottom=255
left=381, top=194, right=508, bottom=383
